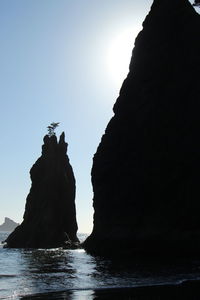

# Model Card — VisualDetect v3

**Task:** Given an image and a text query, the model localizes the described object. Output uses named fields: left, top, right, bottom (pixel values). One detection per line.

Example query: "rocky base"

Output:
left=83, top=233, right=200, bottom=258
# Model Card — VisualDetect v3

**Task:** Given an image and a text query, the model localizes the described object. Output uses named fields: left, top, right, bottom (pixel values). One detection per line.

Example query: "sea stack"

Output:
left=84, top=0, right=200, bottom=256
left=6, top=132, right=79, bottom=248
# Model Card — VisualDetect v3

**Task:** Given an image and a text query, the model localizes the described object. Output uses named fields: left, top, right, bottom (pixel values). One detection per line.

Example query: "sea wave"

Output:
left=0, top=274, right=17, bottom=278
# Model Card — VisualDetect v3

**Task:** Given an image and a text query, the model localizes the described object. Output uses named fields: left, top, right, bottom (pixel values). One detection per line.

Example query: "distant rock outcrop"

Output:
left=84, top=0, right=200, bottom=256
left=5, top=133, right=79, bottom=248
left=0, top=218, right=19, bottom=232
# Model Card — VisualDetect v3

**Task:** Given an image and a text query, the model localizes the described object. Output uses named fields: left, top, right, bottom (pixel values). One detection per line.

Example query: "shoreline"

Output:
left=20, top=280, right=200, bottom=299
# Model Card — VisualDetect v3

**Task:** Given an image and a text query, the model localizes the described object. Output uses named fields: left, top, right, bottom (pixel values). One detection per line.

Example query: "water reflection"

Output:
left=90, top=255, right=200, bottom=288
left=19, top=247, right=99, bottom=296
left=2, top=230, right=200, bottom=299
left=18, top=247, right=200, bottom=298
left=22, top=248, right=75, bottom=275
left=20, top=289, right=94, bottom=300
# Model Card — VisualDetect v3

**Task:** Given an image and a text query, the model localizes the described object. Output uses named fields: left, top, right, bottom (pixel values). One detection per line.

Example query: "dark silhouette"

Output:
left=5, top=132, right=79, bottom=248
left=83, top=0, right=200, bottom=257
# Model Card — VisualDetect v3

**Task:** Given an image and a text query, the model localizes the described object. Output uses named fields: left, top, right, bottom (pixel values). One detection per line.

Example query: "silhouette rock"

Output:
left=84, top=0, right=200, bottom=256
left=0, top=218, right=19, bottom=232
left=5, top=132, right=79, bottom=248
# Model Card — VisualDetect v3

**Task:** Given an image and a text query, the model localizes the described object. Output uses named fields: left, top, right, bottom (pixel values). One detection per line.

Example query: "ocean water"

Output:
left=1, top=232, right=200, bottom=299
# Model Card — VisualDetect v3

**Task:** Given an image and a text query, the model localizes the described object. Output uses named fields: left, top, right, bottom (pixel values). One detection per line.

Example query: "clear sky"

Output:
left=0, top=0, right=197, bottom=233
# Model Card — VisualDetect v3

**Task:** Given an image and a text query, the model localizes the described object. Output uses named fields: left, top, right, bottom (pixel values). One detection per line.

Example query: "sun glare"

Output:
left=107, top=28, right=139, bottom=87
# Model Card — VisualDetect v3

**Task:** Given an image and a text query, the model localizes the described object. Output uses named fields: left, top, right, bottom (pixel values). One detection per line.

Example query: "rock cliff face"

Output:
left=0, top=218, right=19, bottom=232
left=6, top=133, right=79, bottom=248
left=84, top=0, right=200, bottom=256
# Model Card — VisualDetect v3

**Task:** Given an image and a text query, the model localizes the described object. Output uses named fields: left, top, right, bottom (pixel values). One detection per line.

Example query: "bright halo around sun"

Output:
left=107, top=29, right=138, bottom=87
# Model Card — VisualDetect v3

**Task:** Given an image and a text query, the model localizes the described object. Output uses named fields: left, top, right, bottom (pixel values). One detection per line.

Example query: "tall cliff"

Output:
left=84, top=0, right=200, bottom=256
left=6, top=132, right=79, bottom=248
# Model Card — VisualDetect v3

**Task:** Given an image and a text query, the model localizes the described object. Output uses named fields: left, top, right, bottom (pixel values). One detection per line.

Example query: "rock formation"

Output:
left=84, top=0, right=200, bottom=256
left=5, top=132, right=79, bottom=248
left=0, top=218, right=19, bottom=232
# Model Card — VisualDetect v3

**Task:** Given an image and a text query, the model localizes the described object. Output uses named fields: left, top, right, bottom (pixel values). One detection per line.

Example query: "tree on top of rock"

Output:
left=47, top=122, right=60, bottom=137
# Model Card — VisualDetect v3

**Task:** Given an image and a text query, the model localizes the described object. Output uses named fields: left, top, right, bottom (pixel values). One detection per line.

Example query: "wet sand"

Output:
left=20, top=280, right=200, bottom=299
